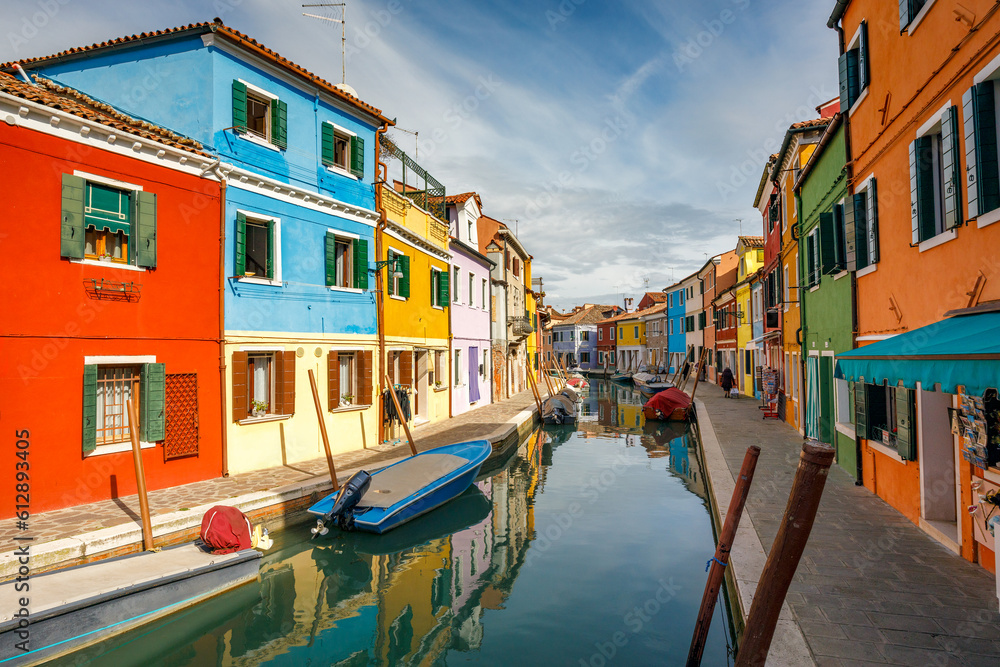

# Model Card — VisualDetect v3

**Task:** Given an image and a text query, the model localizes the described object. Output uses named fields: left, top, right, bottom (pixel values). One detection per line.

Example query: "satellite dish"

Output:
left=335, top=82, right=358, bottom=97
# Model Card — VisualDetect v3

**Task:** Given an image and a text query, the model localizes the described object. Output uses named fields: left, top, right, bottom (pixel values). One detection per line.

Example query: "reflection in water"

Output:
left=59, top=383, right=734, bottom=666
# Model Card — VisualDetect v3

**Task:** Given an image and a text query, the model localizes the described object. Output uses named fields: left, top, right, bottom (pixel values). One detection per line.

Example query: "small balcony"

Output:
left=508, top=316, right=534, bottom=338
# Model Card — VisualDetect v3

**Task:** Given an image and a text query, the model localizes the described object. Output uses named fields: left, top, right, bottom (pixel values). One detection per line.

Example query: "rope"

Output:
left=705, top=556, right=728, bottom=572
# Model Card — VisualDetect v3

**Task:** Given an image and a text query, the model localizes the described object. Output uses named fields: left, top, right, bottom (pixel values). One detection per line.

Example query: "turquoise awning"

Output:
left=835, top=312, right=1000, bottom=395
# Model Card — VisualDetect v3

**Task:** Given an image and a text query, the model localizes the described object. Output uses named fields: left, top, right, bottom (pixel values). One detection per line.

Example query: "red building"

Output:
left=596, top=314, right=619, bottom=371
left=0, top=74, right=224, bottom=514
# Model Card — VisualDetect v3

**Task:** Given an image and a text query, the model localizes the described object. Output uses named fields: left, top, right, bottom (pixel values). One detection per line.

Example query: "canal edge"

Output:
left=692, top=399, right=815, bottom=667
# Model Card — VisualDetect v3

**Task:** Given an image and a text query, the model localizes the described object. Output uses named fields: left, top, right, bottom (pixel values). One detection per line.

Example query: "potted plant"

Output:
left=340, top=394, right=354, bottom=407
left=251, top=400, right=268, bottom=418
left=434, top=380, right=443, bottom=389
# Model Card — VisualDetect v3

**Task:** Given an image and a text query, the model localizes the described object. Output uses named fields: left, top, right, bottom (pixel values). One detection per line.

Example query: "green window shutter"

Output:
left=351, top=135, right=365, bottom=179
left=942, top=105, right=962, bottom=229
left=812, top=229, right=821, bottom=284
left=895, top=387, right=917, bottom=461
left=321, top=122, right=335, bottom=167
left=141, top=363, right=166, bottom=442
left=853, top=193, right=869, bottom=269
left=271, top=98, right=288, bottom=149
left=82, top=364, right=98, bottom=454
left=325, top=231, right=337, bottom=287
left=440, top=266, right=449, bottom=306
left=61, top=173, right=86, bottom=259
left=833, top=203, right=846, bottom=270
left=912, top=137, right=936, bottom=242
left=867, top=179, right=879, bottom=263
left=386, top=250, right=395, bottom=296
left=266, top=221, right=275, bottom=279
left=964, top=86, right=980, bottom=219
left=858, top=21, right=870, bottom=90
left=353, top=238, right=368, bottom=289
left=843, top=197, right=857, bottom=272
left=232, top=80, right=247, bottom=133
left=135, top=191, right=157, bottom=268
left=235, top=212, right=247, bottom=277
left=819, top=212, right=837, bottom=274
left=839, top=50, right=860, bottom=111
left=399, top=254, right=410, bottom=298
left=854, top=381, right=868, bottom=442
left=975, top=82, right=1000, bottom=214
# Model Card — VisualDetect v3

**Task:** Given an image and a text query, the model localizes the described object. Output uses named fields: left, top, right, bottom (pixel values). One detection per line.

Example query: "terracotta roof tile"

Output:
left=0, top=72, right=210, bottom=156
left=445, top=191, right=483, bottom=210
left=790, top=117, right=830, bottom=130
left=738, top=235, right=765, bottom=248
left=643, top=291, right=668, bottom=303
left=3, top=20, right=389, bottom=124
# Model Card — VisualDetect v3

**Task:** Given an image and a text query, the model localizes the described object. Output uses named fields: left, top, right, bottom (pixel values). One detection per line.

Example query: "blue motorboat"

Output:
left=307, top=440, right=492, bottom=535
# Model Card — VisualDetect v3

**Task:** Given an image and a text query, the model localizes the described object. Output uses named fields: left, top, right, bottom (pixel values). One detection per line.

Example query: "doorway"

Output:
left=918, top=385, right=959, bottom=549
left=415, top=349, right=429, bottom=423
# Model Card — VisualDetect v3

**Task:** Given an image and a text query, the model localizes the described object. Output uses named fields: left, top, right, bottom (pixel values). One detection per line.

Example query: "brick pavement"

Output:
left=1, top=391, right=536, bottom=555
left=700, top=386, right=1000, bottom=666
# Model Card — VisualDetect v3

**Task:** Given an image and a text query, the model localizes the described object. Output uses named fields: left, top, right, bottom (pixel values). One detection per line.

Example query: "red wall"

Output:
left=0, top=124, right=223, bottom=515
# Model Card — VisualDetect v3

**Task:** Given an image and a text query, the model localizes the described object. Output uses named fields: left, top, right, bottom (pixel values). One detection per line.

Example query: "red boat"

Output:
left=642, top=388, right=692, bottom=421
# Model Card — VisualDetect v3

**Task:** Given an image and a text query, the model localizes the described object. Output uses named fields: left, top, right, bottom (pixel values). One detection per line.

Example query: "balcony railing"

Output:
left=508, top=316, right=534, bottom=337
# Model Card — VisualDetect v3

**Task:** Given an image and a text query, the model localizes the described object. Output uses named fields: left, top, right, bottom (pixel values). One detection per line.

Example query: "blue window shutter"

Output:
left=321, top=122, right=335, bottom=167
left=843, top=198, right=857, bottom=272
left=975, top=82, right=1000, bottom=214
left=135, top=190, right=157, bottom=268
left=141, top=363, right=166, bottom=442
left=354, top=238, right=369, bottom=289
left=82, top=364, right=98, bottom=454
left=899, top=0, right=911, bottom=31
left=61, top=173, right=86, bottom=259
left=909, top=140, right=920, bottom=244
left=942, top=105, right=962, bottom=229
left=866, top=180, right=880, bottom=264
left=232, top=80, right=247, bottom=133
left=235, top=212, right=247, bottom=277
left=325, top=231, right=337, bottom=287
left=913, top=137, right=936, bottom=242
left=858, top=21, right=870, bottom=91
left=964, top=86, right=980, bottom=219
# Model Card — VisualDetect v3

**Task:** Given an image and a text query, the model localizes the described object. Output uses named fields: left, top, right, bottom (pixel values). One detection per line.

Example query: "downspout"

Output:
left=374, top=123, right=390, bottom=445
left=216, top=167, right=229, bottom=477
left=795, top=189, right=808, bottom=440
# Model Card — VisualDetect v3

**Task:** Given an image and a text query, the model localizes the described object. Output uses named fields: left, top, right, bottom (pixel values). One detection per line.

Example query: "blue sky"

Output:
left=2, top=0, right=839, bottom=310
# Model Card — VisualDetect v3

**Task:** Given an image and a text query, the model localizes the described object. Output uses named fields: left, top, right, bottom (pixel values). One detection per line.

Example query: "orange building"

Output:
left=831, top=0, right=1000, bottom=570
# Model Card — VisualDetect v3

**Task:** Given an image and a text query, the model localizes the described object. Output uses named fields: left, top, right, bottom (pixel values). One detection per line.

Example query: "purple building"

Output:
left=551, top=304, right=620, bottom=372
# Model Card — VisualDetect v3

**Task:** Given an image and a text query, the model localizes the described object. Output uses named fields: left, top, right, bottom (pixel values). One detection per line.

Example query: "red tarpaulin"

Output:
left=200, top=505, right=252, bottom=554
left=642, top=388, right=692, bottom=421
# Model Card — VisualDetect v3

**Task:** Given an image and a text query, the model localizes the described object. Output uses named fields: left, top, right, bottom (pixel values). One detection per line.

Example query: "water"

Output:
left=57, top=383, right=737, bottom=666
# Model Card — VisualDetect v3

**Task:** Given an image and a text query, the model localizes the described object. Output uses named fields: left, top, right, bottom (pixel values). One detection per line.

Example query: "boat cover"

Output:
left=200, top=505, right=253, bottom=554
left=644, top=388, right=692, bottom=416
left=360, top=454, right=465, bottom=508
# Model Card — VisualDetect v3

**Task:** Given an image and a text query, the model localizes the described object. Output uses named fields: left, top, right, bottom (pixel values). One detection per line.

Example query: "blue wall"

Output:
left=666, top=287, right=686, bottom=372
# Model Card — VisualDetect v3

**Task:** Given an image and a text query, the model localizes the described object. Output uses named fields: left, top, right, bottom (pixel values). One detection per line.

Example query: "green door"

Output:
left=819, top=356, right=834, bottom=444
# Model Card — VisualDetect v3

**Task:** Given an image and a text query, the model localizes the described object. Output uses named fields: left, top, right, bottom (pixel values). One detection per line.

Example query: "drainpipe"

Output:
left=375, top=123, right=390, bottom=445
left=215, top=167, right=229, bottom=477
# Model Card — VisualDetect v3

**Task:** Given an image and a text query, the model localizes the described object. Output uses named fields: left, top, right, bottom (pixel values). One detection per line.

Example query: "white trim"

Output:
left=328, top=404, right=370, bottom=414
left=390, top=294, right=407, bottom=302
left=326, top=227, right=360, bottom=240
left=977, top=207, right=1000, bottom=229
left=238, top=414, right=291, bottom=425
left=868, top=438, right=907, bottom=464
left=973, top=51, right=1000, bottom=85
left=916, top=101, right=951, bottom=138
left=329, top=286, right=363, bottom=294
left=324, top=120, right=357, bottom=138
left=85, top=440, right=155, bottom=457
left=237, top=276, right=283, bottom=287
left=239, top=132, right=280, bottom=152
left=238, top=345, right=285, bottom=352
left=848, top=87, right=869, bottom=116
left=835, top=422, right=856, bottom=439
left=72, top=170, right=143, bottom=192
left=70, top=258, right=146, bottom=273
left=907, top=0, right=937, bottom=35
left=918, top=228, right=957, bottom=252
left=84, top=355, right=156, bottom=364
left=237, top=78, right=278, bottom=101
left=384, top=225, right=452, bottom=262
left=856, top=263, right=877, bottom=278
left=809, top=285, right=820, bottom=293
left=326, top=163, right=359, bottom=180
left=855, top=334, right=898, bottom=341
left=833, top=270, right=848, bottom=280
left=235, top=210, right=282, bottom=285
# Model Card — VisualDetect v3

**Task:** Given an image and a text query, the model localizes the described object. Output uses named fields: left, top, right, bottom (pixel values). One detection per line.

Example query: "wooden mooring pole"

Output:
left=735, top=439, right=835, bottom=666
left=126, top=398, right=155, bottom=551
left=687, top=445, right=760, bottom=666
left=307, top=369, right=340, bottom=491
left=526, top=362, right=543, bottom=414
left=385, top=374, right=419, bottom=457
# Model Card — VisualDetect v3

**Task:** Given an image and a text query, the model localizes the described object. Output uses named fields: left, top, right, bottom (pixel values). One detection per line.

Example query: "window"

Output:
left=325, top=231, right=368, bottom=289
left=845, top=177, right=880, bottom=271
left=235, top=212, right=280, bottom=283
left=910, top=105, right=962, bottom=244
left=634, top=325, right=639, bottom=338
left=668, top=294, right=673, bottom=308
left=431, top=268, right=449, bottom=308
left=899, top=0, right=930, bottom=31
left=454, top=349, right=462, bottom=385
left=232, top=350, right=295, bottom=421
left=232, top=80, right=287, bottom=149
left=805, top=229, right=820, bottom=288
left=320, top=122, right=365, bottom=178
left=838, top=21, right=869, bottom=112
left=570, top=331, right=575, bottom=341
left=598, top=351, right=604, bottom=364
left=854, top=382, right=917, bottom=461
left=619, top=327, right=624, bottom=339
left=328, top=349, right=372, bottom=408
left=469, top=272, right=474, bottom=306
left=581, top=352, right=590, bottom=364
left=611, top=327, right=615, bottom=341
left=783, top=265, right=790, bottom=305
left=482, top=278, right=487, bottom=309
left=598, top=328, right=603, bottom=341
left=386, top=249, right=410, bottom=298
left=685, top=315, right=695, bottom=332
left=680, top=291, right=685, bottom=305
left=483, top=349, right=488, bottom=376
left=82, top=362, right=165, bottom=454
left=453, top=266, right=460, bottom=302
left=698, top=312, right=706, bottom=330
left=581, top=331, right=589, bottom=342
left=513, top=258, right=520, bottom=277
left=60, top=174, right=157, bottom=268
left=669, top=320, right=674, bottom=335
left=963, top=79, right=1000, bottom=222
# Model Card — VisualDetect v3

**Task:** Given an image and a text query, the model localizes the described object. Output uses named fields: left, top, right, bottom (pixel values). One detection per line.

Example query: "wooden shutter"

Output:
left=832, top=203, right=846, bottom=270
left=359, top=350, right=373, bottom=404
left=838, top=52, right=851, bottom=116
left=388, top=351, right=396, bottom=385
left=353, top=238, right=368, bottom=289
left=235, top=212, right=247, bottom=277
left=439, top=267, right=450, bottom=307
left=853, top=192, right=869, bottom=269
left=843, top=195, right=857, bottom=272
left=964, top=86, right=980, bottom=219
left=232, top=352, right=248, bottom=422
left=942, top=105, right=962, bottom=229
left=399, top=254, right=410, bottom=298
left=325, top=231, right=337, bottom=287
left=321, top=122, right=335, bottom=167
left=867, top=179, right=879, bottom=263
left=909, top=140, right=921, bottom=244
left=135, top=191, right=157, bottom=268
left=232, top=80, right=247, bottom=133
left=271, top=99, right=288, bottom=149
left=61, top=173, right=86, bottom=259
left=857, top=21, right=869, bottom=90
left=975, top=82, right=1000, bottom=214
left=854, top=381, right=868, bottom=441
left=386, top=250, right=395, bottom=296
left=141, top=362, right=166, bottom=442
left=277, top=351, right=296, bottom=415
left=899, top=0, right=911, bottom=31
left=912, top=137, right=936, bottom=242
left=350, top=135, right=365, bottom=179
left=895, top=387, right=917, bottom=461
left=430, top=268, right=437, bottom=305
left=400, top=350, right=413, bottom=387
left=328, top=351, right=340, bottom=410
left=819, top=212, right=838, bottom=274
left=82, top=364, right=98, bottom=453
left=265, top=221, right=275, bottom=279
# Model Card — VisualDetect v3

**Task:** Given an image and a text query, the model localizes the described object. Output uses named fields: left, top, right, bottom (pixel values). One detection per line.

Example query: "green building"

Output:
left=795, top=116, right=859, bottom=481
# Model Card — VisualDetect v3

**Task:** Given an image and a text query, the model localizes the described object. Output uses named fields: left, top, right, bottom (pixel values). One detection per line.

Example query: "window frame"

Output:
left=387, top=246, right=408, bottom=300
left=454, top=349, right=462, bottom=386
left=431, top=267, right=445, bottom=309
left=326, top=228, right=363, bottom=292
left=911, top=103, right=960, bottom=250
left=236, top=211, right=282, bottom=286
left=453, top=266, right=461, bottom=303
left=969, top=58, right=1000, bottom=228
left=83, top=354, right=160, bottom=456
left=468, top=272, right=474, bottom=307
left=69, top=171, right=153, bottom=272
left=235, top=79, right=283, bottom=152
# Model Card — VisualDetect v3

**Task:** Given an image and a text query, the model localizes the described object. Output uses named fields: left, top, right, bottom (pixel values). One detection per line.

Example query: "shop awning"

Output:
left=835, top=312, right=1000, bottom=395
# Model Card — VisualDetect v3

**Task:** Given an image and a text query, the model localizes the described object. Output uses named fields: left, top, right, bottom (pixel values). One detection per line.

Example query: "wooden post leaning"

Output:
left=686, top=445, right=761, bottom=666
left=735, top=440, right=836, bottom=666
left=542, top=365, right=556, bottom=397
left=307, top=369, right=340, bottom=491
left=687, top=348, right=708, bottom=402
left=126, top=398, right=155, bottom=551
left=526, top=362, right=543, bottom=414
left=384, top=374, right=419, bottom=457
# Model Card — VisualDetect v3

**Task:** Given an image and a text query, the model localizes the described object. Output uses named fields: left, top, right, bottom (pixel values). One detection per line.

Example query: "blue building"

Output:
left=665, top=284, right=686, bottom=373
left=20, top=20, right=392, bottom=472
left=551, top=305, right=617, bottom=372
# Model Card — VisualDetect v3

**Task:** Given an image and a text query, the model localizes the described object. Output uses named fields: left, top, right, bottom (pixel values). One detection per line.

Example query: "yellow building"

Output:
left=379, top=186, right=452, bottom=434
left=734, top=236, right=764, bottom=396
left=616, top=313, right=646, bottom=372
left=524, top=257, right=539, bottom=381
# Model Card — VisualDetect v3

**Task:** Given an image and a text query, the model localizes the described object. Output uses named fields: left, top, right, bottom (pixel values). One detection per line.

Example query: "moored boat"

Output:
left=632, top=372, right=674, bottom=394
left=642, top=387, right=693, bottom=421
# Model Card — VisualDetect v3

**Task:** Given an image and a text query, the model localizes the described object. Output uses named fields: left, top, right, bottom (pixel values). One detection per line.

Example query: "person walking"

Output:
left=720, top=367, right=734, bottom=398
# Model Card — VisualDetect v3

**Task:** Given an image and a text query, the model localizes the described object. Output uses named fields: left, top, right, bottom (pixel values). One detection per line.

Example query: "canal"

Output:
left=56, top=382, right=737, bottom=666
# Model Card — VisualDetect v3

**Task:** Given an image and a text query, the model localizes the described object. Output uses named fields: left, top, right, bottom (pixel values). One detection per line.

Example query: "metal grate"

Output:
left=96, top=366, right=140, bottom=445
left=164, top=373, right=199, bottom=461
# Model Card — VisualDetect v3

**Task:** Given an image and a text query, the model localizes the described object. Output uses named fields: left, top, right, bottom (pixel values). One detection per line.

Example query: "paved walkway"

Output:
left=700, top=386, right=1000, bottom=666
left=0, top=390, right=537, bottom=557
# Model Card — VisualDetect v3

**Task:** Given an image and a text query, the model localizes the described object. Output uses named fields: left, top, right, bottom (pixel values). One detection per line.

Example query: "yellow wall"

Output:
left=735, top=282, right=753, bottom=395
left=617, top=318, right=645, bottom=346
left=524, top=258, right=538, bottom=378
left=779, top=170, right=801, bottom=430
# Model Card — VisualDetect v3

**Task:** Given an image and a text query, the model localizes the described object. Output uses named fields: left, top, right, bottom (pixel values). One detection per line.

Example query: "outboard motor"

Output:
left=311, top=470, right=372, bottom=538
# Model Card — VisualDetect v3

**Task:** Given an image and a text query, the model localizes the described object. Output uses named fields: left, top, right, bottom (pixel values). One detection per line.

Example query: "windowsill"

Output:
left=907, top=0, right=936, bottom=35
left=835, top=422, right=856, bottom=439
left=976, top=208, right=1000, bottom=229
left=918, top=228, right=957, bottom=252
left=849, top=87, right=869, bottom=116
left=325, top=164, right=359, bottom=181
left=330, top=285, right=364, bottom=294
left=856, top=263, right=877, bottom=278
left=85, top=440, right=155, bottom=457
left=71, top=258, right=146, bottom=273
left=390, top=295, right=407, bottom=302
left=809, top=285, right=820, bottom=293
left=833, top=270, right=848, bottom=280
left=432, top=305, right=444, bottom=311
left=238, top=132, right=281, bottom=152
left=237, top=276, right=282, bottom=287
left=238, top=414, right=292, bottom=425
left=330, top=404, right=371, bottom=414
left=866, top=437, right=907, bottom=464
left=433, top=386, right=448, bottom=392
left=984, top=467, right=1000, bottom=485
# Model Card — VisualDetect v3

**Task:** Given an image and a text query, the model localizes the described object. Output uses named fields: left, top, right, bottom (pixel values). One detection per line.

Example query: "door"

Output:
left=415, top=350, right=428, bottom=421
left=469, top=347, right=480, bottom=403
left=819, top=355, right=834, bottom=444
left=805, top=355, right=819, bottom=439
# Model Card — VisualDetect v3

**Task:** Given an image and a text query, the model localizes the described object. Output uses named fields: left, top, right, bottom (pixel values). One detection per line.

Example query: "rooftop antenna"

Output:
left=735, top=218, right=743, bottom=235
left=393, top=126, right=420, bottom=158
left=504, top=219, right=520, bottom=235
left=302, top=3, right=347, bottom=86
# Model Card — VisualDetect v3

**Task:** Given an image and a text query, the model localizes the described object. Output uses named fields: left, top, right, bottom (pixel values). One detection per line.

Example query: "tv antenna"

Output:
left=393, top=126, right=419, bottom=158
left=734, top=218, right=743, bottom=235
left=302, top=3, right=347, bottom=85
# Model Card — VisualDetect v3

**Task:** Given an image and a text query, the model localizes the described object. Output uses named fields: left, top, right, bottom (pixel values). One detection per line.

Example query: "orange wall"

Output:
left=862, top=444, right=921, bottom=524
